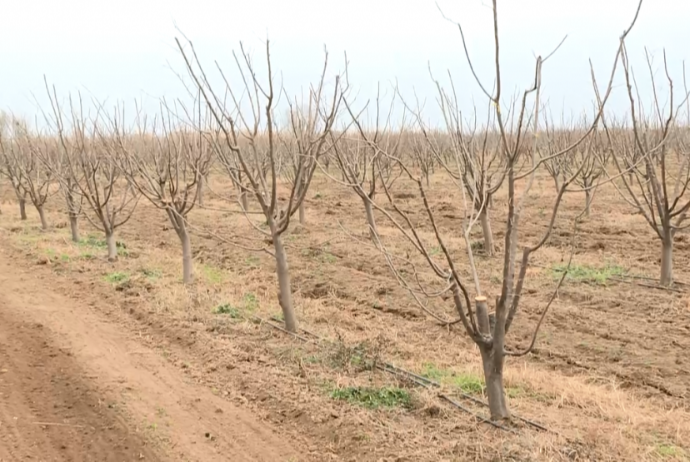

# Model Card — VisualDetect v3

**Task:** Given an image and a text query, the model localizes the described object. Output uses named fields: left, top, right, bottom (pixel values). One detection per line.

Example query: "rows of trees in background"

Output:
left=1, top=0, right=684, bottom=421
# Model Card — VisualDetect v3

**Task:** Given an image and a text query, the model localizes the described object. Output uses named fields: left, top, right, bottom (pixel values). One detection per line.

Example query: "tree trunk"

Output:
left=240, top=190, right=249, bottom=211
left=363, top=195, right=378, bottom=241
left=298, top=201, right=306, bottom=225
left=197, top=179, right=204, bottom=207
left=19, top=197, right=27, bottom=220
left=660, top=232, right=673, bottom=287
left=105, top=231, right=118, bottom=262
left=585, top=188, right=592, bottom=217
left=179, top=224, right=193, bottom=284
left=37, top=205, right=48, bottom=230
left=479, top=207, right=494, bottom=256
left=69, top=215, right=80, bottom=243
left=273, top=231, right=297, bottom=332
left=479, top=346, right=510, bottom=421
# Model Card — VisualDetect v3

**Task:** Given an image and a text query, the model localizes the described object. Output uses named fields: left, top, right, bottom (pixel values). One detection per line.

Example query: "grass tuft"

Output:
left=331, top=386, right=412, bottom=409
left=422, top=363, right=485, bottom=395
left=551, top=262, right=626, bottom=285
left=104, top=271, right=129, bottom=284
left=213, top=303, right=242, bottom=318
left=202, top=264, right=225, bottom=284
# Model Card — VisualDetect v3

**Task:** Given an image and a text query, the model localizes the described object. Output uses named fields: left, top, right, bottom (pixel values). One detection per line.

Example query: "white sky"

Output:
left=1, top=0, right=688, bottom=128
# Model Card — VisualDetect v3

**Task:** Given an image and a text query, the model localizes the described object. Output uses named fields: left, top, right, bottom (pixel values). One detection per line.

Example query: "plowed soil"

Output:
left=0, top=247, right=300, bottom=462
left=1, top=171, right=689, bottom=461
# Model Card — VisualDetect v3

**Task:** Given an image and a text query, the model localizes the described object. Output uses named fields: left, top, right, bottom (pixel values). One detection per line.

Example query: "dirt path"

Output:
left=0, top=248, right=301, bottom=462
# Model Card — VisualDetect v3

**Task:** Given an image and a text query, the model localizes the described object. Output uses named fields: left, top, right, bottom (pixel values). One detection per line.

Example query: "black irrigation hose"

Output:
left=262, top=315, right=551, bottom=433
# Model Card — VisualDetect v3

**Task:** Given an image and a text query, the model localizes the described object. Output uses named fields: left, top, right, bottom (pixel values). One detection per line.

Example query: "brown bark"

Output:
left=196, top=176, right=204, bottom=207
left=105, top=231, right=117, bottom=262
left=298, top=201, right=306, bottom=226
left=363, top=196, right=377, bottom=241
left=37, top=205, right=48, bottom=230
left=272, top=230, right=297, bottom=332
left=240, top=190, right=249, bottom=211
left=480, top=346, right=510, bottom=420
left=69, top=215, right=80, bottom=243
left=660, top=231, right=673, bottom=287
left=479, top=207, right=494, bottom=256
left=19, top=197, right=27, bottom=220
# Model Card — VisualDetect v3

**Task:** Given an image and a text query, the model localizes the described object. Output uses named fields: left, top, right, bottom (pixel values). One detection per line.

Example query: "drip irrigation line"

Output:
left=261, top=315, right=551, bottom=433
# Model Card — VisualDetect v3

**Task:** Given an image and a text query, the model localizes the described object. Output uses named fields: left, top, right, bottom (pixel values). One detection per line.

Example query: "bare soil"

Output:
left=1, top=171, right=689, bottom=461
left=0, top=246, right=300, bottom=462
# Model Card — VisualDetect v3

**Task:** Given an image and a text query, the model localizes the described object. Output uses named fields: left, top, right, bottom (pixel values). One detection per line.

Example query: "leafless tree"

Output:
left=404, top=92, right=507, bottom=256
left=0, top=118, right=54, bottom=229
left=54, top=100, right=140, bottom=261
left=177, top=38, right=345, bottom=332
left=116, top=103, right=213, bottom=283
left=330, top=92, right=403, bottom=241
left=601, top=47, right=690, bottom=286
left=0, top=113, right=29, bottom=220
left=346, top=0, right=642, bottom=420
left=42, top=83, right=85, bottom=242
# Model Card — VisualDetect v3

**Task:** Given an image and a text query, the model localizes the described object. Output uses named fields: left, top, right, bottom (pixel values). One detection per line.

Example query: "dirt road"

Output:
left=0, top=247, right=300, bottom=462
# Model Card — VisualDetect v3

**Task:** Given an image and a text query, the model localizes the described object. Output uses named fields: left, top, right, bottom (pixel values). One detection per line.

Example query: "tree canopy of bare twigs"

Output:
left=601, top=46, right=690, bottom=286
left=116, top=102, right=213, bottom=283
left=176, top=38, right=345, bottom=332
left=341, top=0, right=643, bottom=421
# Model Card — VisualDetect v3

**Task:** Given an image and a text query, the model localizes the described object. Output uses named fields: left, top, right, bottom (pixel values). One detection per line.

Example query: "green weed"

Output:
left=79, top=235, right=107, bottom=248
left=242, top=293, right=259, bottom=311
left=202, top=265, right=225, bottom=284
left=104, top=271, right=129, bottom=284
left=213, top=303, right=242, bottom=318
left=656, top=443, right=686, bottom=459
left=141, top=268, right=162, bottom=280
left=330, top=386, right=412, bottom=409
left=551, top=262, right=626, bottom=285
left=422, top=363, right=485, bottom=395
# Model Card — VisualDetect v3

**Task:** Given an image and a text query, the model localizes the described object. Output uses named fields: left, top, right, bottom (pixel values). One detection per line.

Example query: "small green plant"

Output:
left=60, top=254, right=70, bottom=262
left=44, top=248, right=56, bottom=258
left=656, top=443, right=685, bottom=458
left=141, top=268, right=162, bottom=280
left=242, top=293, right=259, bottom=311
left=470, top=241, right=485, bottom=253
left=80, top=252, right=95, bottom=260
left=551, top=262, right=626, bottom=285
left=429, top=246, right=442, bottom=256
left=202, top=265, right=225, bottom=284
left=79, top=235, right=107, bottom=249
left=331, top=386, right=412, bottom=409
left=313, top=192, right=322, bottom=199
left=116, top=241, right=129, bottom=256
left=213, top=303, right=241, bottom=318
left=104, top=271, right=129, bottom=284
left=421, top=363, right=484, bottom=395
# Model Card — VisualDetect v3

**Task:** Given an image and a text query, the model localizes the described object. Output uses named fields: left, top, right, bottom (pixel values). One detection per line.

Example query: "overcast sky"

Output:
left=1, top=0, right=688, bottom=128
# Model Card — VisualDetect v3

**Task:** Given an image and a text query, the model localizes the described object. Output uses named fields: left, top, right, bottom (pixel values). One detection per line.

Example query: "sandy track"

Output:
left=0, top=248, right=300, bottom=462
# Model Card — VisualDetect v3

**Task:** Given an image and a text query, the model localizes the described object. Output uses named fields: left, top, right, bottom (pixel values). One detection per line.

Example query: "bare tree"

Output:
left=0, top=114, right=29, bottom=220
left=345, top=0, right=641, bottom=420
left=116, top=103, right=213, bottom=283
left=56, top=100, right=140, bottom=261
left=177, top=38, right=344, bottom=332
left=331, top=92, right=403, bottom=241
left=0, top=119, right=53, bottom=229
left=42, top=83, right=85, bottom=242
left=602, top=47, right=690, bottom=286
